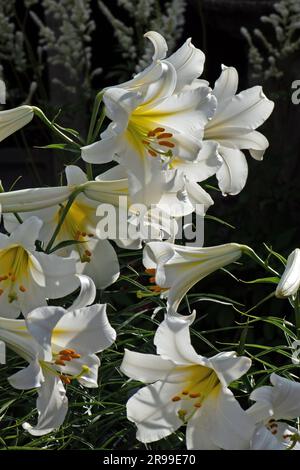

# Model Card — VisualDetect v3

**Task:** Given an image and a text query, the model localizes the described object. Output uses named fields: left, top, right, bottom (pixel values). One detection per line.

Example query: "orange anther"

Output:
left=55, top=359, right=66, bottom=366
left=149, top=277, right=156, bottom=283
left=148, top=149, right=158, bottom=158
left=0, top=275, right=8, bottom=281
left=158, top=141, right=175, bottom=148
left=171, top=396, right=181, bottom=402
left=10, top=275, right=16, bottom=282
left=194, top=402, right=202, bottom=408
left=70, top=353, right=81, bottom=359
left=142, top=140, right=149, bottom=145
left=145, top=268, right=156, bottom=275
left=85, top=250, right=92, bottom=257
left=59, top=355, right=72, bottom=362
left=81, top=232, right=87, bottom=237
left=59, top=375, right=71, bottom=385
left=189, top=393, right=201, bottom=399
left=88, top=233, right=94, bottom=237
left=0, top=289, right=4, bottom=296
left=157, top=133, right=173, bottom=139
left=60, top=349, right=75, bottom=355
left=153, top=127, right=165, bottom=134
left=19, top=285, right=26, bottom=292
left=181, top=390, right=189, bottom=395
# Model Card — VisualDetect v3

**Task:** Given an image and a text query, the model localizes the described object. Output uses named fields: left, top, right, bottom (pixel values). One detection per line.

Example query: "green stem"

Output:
left=91, top=106, right=106, bottom=143
left=242, top=245, right=280, bottom=277
left=32, top=107, right=80, bottom=148
left=45, top=187, right=84, bottom=254
left=85, top=91, right=104, bottom=181
left=86, top=91, right=104, bottom=145
left=294, top=292, right=300, bottom=340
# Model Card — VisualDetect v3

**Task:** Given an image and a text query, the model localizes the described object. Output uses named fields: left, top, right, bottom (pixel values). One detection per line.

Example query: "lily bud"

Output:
left=275, top=248, right=300, bottom=298
left=0, top=105, right=34, bottom=142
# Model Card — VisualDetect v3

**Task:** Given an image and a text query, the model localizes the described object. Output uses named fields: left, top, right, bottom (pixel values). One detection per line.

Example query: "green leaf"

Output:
left=34, top=144, right=80, bottom=153
left=239, top=276, right=280, bottom=285
left=205, top=214, right=235, bottom=229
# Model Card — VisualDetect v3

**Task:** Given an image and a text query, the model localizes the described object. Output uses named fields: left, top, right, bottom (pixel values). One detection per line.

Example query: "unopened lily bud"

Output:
left=275, top=248, right=300, bottom=298
left=0, top=105, right=34, bottom=142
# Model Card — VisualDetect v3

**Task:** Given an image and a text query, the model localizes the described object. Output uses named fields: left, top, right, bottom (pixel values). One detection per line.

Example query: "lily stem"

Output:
left=32, top=107, right=80, bottom=148
left=242, top=246, right=280, bottom=277
left=45, top=187, right=84, bottom=254
left=85, top=91, right=104, bottom=181
left=294, top=292, right=300, bottom=340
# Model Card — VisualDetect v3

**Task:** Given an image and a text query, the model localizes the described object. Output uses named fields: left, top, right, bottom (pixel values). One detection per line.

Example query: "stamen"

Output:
left=145, top=268, right=156, bottom=275
left=19, top=285, right=26, bottom=292
left=194, top=402, right=202, bottom=408
left=55, top=359, right=66, bottom=366
left=59, top=375, right=71, bottom=385
left=148, top=149, right=158, bottom=158
left=181, top=390, right=189, bottom=395
left=157, top=132, right=173, bottom=139
left=84, top=249, right=92, bottom=257
left=189, top=393, right=201, bottom=398
left=0, top=275, right=8, bottom=281
left=158, top=141, right=175, bottom=148
left=171, top=396, right=181, bottom=402
left=149, top=277, right=156, bottom=283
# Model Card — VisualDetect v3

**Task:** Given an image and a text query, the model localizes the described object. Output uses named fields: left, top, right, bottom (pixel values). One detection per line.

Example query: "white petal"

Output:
left=126, top=381, right=183, bottom=443
left=65, top=165, right=88, bottom=186
left=81, top=135, right=122, bottom=164
left=35, top=252, right=79, bottom=298
left=0, top=187, right=71, bottom=213
left=216, top=146, right=248, bottom=196
left=205, top=86, right=274, bottom=140
left=67, top=274, right=96, bottom=310
left=213, top=65, right=238, bottom=103
left=26, top=306, right=66, bottom=361
left=270, top=373, right=300, bottom=420
left=170, top=140, right=222, bottom=182
left=185, top=180, right=214, bottom=214
left=276, top=248, right=300, bottom=298
left=22, top=372, right=68, bottom=436
left=166, top=38, right=205, bottom=93
left=9, top=216, right=43, bottom=251
left=53, top=303, right=116, bottom=355
left=0, top=105, right=34, bottom=142
left=154, top=315, right=204, bottom=365
left=121, top=349, right=179, bottom=383
left=250, top=424, right=285, bottom=450
left=8, top=359, right=44, bottom=390
left=75, top=239, right=120, bottom=289
left=144, top=31, right=168, bottom=61
left=218, top=130, right=269, bottom=160
left=208, top=351, right=252, bottom=387
left=187, top=388, right=254, bottom=450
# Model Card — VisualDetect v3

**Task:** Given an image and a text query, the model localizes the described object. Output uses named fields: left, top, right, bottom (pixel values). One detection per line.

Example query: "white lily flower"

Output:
left=204, top=65, right=274, bottom=195
left=81, top=31, right=216, bottom=205
left=120, top=314, right=253, bottom=449
left=143, top=241, right=243, bottom=313
left=0, top=216, right=79, bottom=317
left=0, top=302, right=116, bottom=435
left=275, top=248, right=300, bottom=298
left=3, top=166, right=120, bottom=290
left=0, top=105, right=34, bottom=142
left=247, top=373, right=300, bottom=450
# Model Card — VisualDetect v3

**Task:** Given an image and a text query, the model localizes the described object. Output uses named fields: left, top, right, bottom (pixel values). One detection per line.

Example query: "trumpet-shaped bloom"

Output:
left=0, top=216, right=79, bottom=317
left=120, top=315, right=253, bottom=449
left=143, top=241, right=242, bottom=313
left=81, top=31, right=216, bottom=205
left=0, top=105, right=34, bottom=142
left=204, top=65, right=274, bottom=195
left=4, top=166, right=120, bottom=290
left=0, top=302, right=116, bottom=435
left=275, top=248, right=300, bottom=298
left=247, top=373, right=300, bottom=450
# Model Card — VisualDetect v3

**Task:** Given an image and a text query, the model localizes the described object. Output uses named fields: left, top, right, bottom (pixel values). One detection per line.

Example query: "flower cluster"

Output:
left=0, top=30, right=300, bottom=450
